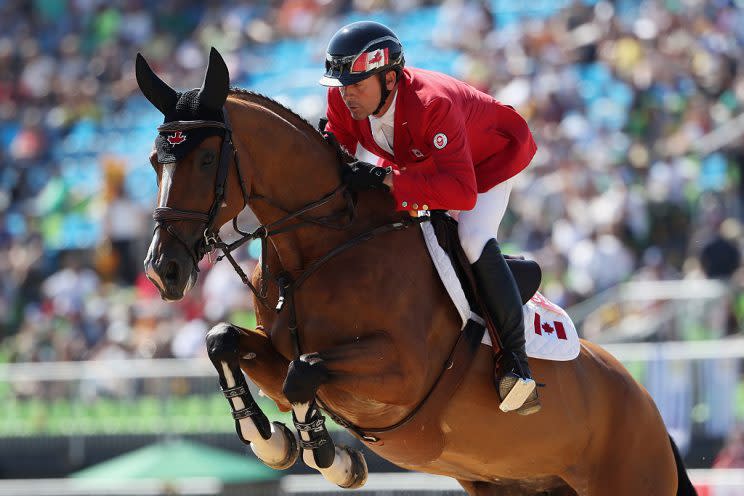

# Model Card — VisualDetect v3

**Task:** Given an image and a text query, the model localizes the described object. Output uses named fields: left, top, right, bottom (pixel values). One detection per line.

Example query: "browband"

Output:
left=157, top=120, right=227, bottom=132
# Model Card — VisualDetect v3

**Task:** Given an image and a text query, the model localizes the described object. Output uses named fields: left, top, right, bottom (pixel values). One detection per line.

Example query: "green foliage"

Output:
left=0, top=393, right=339, bottom=437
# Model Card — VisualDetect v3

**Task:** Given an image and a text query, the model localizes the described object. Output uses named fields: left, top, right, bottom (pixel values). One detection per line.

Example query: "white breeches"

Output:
left=457, top=176, right=515, bottom=264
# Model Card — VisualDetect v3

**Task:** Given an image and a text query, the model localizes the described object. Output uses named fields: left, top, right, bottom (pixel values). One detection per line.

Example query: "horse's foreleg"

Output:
left=206, top=323, right=299, bottom=470
left=282, top=354, right=368, bottom=489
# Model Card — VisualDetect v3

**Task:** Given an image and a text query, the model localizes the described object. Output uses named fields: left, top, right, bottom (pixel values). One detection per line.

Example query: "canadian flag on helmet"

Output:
left=351, top=48, right=389, bottom=73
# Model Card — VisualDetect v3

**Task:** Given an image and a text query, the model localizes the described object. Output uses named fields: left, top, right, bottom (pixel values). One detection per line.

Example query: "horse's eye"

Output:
left=202, top=152, right=215, bottom=166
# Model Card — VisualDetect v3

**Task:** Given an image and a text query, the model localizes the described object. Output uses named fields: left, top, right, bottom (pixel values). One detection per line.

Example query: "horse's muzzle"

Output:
left=144, top=252, right=197, bottom=301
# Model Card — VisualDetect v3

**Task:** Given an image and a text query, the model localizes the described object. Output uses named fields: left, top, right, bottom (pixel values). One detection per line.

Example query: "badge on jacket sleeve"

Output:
left=433, top=133, right=448, bottom=149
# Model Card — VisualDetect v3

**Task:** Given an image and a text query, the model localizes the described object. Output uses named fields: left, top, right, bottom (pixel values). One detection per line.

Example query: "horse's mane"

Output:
left=228, top=88, right=354, bottom=163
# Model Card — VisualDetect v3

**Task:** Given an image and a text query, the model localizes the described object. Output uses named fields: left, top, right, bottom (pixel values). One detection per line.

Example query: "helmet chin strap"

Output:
left=372, top=72, right=392, bottom=116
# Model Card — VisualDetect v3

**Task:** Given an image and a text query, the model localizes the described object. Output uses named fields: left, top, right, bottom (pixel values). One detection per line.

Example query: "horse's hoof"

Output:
left=337, top=446, right=368, bottom=489
left=263, top=422, right=300, bottom=470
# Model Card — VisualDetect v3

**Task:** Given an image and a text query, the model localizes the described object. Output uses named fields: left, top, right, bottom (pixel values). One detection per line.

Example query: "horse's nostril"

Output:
left=164, top=261, right=180, bottom=283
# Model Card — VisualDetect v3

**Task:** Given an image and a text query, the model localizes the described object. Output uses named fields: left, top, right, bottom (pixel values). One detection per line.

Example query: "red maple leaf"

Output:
left=167, top=131, right=187, bottom=145
left=542, top=322, right=554, bottom=334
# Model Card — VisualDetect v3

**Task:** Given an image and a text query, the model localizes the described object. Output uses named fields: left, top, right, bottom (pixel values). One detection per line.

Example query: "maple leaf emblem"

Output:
left=167, top=131, right=187, bottom=145
left=542, top=322, right=554, bottom=334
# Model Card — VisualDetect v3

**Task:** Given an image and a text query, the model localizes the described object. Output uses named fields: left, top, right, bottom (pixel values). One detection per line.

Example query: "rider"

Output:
left=319, top=21, right=540, bottom=415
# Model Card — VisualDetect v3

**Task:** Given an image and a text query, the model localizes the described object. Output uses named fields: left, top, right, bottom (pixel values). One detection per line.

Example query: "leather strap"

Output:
left=317, top=318, right=484, bottom=450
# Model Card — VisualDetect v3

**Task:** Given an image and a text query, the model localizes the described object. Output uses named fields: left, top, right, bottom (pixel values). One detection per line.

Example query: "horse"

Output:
left=136, top=47, right=697, bottom=496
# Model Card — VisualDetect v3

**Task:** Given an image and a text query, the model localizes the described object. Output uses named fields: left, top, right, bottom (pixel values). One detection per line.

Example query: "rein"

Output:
left=152, top=106, right=440, bottom=444
left=213, top=183, right=358, bottom=310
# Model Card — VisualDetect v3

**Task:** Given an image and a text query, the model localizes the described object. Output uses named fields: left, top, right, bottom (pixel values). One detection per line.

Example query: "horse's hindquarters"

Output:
left=396, top=341, right=678, bottom=495
left=422, top=345, right=590, bottom=481
left=577, top=342, right=679, bottom=495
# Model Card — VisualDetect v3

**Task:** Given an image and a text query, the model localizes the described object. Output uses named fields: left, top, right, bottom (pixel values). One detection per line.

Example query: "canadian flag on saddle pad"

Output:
left=481, top=291, right=581, bottom=361
left=418, top=221, right=580, bottom=361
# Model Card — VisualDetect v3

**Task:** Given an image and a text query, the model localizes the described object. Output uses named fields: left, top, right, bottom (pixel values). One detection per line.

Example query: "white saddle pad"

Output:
left=421, top=221, right=580, bottom=361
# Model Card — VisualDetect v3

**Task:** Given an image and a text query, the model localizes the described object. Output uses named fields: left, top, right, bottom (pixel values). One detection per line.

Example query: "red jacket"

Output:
left=325, top=67, right=537, bottom=211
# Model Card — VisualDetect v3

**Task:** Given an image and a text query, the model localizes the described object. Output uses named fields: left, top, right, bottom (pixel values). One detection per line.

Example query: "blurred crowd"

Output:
left=462, top=0, right=744, bottom=334
left=1, top=0, right=744, bottom=366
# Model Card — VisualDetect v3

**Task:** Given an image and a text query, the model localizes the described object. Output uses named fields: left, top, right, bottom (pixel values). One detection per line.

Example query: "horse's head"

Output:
left=137, top=48, right=245, bottom=300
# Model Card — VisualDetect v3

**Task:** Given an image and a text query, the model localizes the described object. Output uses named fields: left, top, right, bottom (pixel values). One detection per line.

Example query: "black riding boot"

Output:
left=472, top=238, right=541, bottom=415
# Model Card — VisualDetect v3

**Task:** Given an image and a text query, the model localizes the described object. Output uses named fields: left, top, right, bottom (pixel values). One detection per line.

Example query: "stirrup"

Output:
left=498, top=373, right=537, bottom=413
left=516, top=392, right=542, bottom=416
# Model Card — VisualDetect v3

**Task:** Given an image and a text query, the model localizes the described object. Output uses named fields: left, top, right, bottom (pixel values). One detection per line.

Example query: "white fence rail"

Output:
left=567, top=279, right=735, bottom=343
left=0, top=338, right=742, bottom=379
left=0, top=478, right=222, bottom=496
left=281, top=470, right=744, bottom=495
left=0, top=358, right=215, bottom=381
left=0, top=471, right=742, bottom=496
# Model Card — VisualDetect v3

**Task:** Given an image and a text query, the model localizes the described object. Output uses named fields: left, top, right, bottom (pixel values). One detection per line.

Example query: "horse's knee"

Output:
left=206, top=322, right=242, bottom=363
left=283, top=353, right=329, bottom=404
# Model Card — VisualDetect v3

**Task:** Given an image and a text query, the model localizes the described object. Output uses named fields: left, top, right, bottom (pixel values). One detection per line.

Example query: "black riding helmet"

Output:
left=320, top=21, right=405, bottom=114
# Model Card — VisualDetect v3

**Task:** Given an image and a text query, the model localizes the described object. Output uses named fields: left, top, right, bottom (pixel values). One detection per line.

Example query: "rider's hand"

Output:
left=383, top=173, right=394, bottom=191
left=342, top=160, right=392, bottom=192
left=322, top=130, right=340, bottom=150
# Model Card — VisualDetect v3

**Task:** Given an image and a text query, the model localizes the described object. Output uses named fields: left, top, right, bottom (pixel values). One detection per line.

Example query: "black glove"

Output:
left=342, top=160, right=391, bottom=192
left=318, top=117, right=329, bottom=133
left=323, top=130, right=340, bottom=150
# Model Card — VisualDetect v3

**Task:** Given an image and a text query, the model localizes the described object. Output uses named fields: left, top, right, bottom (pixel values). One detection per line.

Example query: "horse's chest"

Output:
left=265, top=302, right=342, bottom=359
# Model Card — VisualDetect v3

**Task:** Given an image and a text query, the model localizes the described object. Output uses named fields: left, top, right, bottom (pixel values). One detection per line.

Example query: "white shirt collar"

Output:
left=369, top=90, right=397, bottom=128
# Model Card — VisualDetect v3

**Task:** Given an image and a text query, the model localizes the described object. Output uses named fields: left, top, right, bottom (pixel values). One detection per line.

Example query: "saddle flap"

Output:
left=429, top=211, right=541, bottom=307
left=422, top=214, right=580, bottom=362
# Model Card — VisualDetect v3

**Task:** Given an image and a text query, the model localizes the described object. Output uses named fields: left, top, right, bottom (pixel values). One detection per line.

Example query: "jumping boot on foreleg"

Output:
left=206, top=323, right=299, bottom=469
left=472, top=239, right=541, bottom=415
left=284, top=353, right=368, bottom=488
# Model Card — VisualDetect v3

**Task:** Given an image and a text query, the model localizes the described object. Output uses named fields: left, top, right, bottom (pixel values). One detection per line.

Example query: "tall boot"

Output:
left=472, top=239, right=541, bottom=415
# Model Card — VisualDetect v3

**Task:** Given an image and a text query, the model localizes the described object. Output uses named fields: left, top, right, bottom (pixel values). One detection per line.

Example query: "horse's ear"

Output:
left=198, top=47, right=230, bottom=112
left=136, top=53, right=178, bottom=115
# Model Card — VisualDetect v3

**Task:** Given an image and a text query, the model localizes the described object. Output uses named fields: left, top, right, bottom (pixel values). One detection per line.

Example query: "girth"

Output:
left=318, top=319, right=485, bottom=453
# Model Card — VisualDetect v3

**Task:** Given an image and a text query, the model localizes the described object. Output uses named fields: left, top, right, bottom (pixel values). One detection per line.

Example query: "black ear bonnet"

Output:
left=154, top=89, right=225, bottom=163
left=136, top=48, right=230, bottom=164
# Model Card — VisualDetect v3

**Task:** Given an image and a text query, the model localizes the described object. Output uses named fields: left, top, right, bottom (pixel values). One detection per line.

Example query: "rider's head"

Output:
left=320, top=21, right=404, bottom=120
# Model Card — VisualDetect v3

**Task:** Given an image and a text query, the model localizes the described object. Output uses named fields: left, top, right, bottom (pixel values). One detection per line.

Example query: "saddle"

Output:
left=428, top=211, right=542, bottom=351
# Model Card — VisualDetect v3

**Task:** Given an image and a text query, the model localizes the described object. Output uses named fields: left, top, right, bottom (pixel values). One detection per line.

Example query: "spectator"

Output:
left=714, top=428, right=744, bottom=468
left=1, top=0, right=743, bottom=367
left=97, top=157, right=148, bottom=285
left=699, top=218, right=742, bottom=280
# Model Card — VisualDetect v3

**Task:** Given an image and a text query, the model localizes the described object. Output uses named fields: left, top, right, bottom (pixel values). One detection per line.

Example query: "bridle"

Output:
left=153, top=110, right=244, bottom=270
left=151, top=107, right=426, bottom=320
left=152, top=107, right=360, bottom=302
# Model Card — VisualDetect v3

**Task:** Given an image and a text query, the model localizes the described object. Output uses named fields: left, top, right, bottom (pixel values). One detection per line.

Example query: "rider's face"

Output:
left=339, top=75, right=381, bottom=120
left=340, top=71, right=397, bottom=120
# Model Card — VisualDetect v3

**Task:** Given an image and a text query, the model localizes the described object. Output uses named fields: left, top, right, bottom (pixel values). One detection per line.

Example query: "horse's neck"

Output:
left=229, top=98, right=392, bottom=273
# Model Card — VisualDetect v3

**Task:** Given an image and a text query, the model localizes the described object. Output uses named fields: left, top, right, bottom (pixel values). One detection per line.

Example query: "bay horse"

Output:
left=136, top=48, right=696, bottom=495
